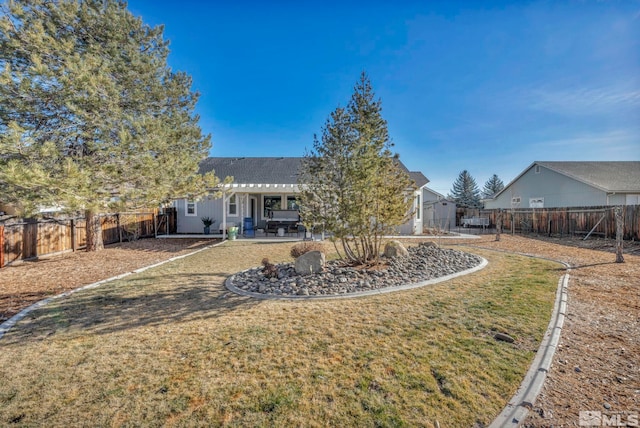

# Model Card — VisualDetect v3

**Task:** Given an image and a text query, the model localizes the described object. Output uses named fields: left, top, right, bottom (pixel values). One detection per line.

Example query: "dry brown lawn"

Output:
left=0, top=237, right=562, bottom=427
left=0, top=235, right=637, bottom=426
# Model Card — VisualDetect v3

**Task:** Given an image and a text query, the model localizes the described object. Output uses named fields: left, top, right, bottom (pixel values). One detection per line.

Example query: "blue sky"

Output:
left=127, top=0, right=639, bottom=195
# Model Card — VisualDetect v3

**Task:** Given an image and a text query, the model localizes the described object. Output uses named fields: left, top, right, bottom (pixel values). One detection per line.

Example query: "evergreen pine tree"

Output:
left=482, top=174, right=505, bottom=198
left=299, top=72, right=414, bottom=264
left=0, top=0, right=223, bottom=250
left=449, top=170, right=481, bottom=208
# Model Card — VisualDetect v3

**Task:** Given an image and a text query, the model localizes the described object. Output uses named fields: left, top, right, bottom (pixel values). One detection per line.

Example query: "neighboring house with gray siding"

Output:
left=175, top=157, right=429, bottom=236
left=484, top=161, right=640, bottom=209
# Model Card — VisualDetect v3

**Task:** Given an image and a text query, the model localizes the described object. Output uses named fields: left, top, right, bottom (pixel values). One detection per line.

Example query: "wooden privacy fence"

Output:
left=0, top=208, right=177, bottom=268
left=479, top=205, right=640, bottom=240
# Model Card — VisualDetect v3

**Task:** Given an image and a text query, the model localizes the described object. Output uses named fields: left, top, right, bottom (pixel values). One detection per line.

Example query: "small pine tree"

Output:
left=449, top=170, right=481, bottom=208
left=298, top=72, right=414, bottom=265
left=482, top=174, right=505, bottom=198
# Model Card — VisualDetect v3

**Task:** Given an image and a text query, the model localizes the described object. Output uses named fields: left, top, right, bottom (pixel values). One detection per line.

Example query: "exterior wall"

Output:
left=175, top=192, right=298, bottom=234
left=423, top=200, right=456, bottom=230
left=175, top=197, right=225, bottom=233
left=423, top=187, right=444, bottom=203
left=485, top=165, right=609, bottom=209
left=626, top=194, right=640, bottom=205
left=607, top=194, right=626, bottom=205
left=421, top=187, right=455, bottom=231
left=176, top=189, right=429, bottom=236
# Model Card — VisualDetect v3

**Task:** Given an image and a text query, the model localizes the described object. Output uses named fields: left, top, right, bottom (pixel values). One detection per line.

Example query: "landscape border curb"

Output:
left=489, top=259, right=571, bottom=427
left=0, top=240, right=227, bottom=341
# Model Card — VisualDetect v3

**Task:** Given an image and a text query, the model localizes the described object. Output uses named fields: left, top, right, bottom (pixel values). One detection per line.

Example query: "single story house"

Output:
left=484, top=161, right=640, bottom=209
left=174, top=157, right=430, bottom=236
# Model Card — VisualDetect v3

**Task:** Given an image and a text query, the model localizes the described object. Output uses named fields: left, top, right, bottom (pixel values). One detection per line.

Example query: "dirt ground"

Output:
left=467, top=234, right=639, bottom=426
left=0, top=238, right=216, bottom=323
left=0, top=234, right=638, bottom=426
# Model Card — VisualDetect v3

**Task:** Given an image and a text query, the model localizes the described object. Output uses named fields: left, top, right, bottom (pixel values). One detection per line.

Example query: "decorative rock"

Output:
left=384, top=240, right=409, bottom=258
left=229, top=244, right=483, bottom=297
left=420, top=241, right=438, bottom=248
left=494, top=332, right=515, bottom=343
left=295, top=250, right=326, bottom=275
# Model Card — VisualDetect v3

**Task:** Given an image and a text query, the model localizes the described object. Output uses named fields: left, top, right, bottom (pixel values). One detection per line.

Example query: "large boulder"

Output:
left=384, top=240, right=409, bottom=258
left=295, top=250, right=325, bottom=275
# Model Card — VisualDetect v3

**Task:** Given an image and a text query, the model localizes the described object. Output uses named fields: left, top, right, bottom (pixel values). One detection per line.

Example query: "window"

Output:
left=227, top=194, right=237, bottom=216
left=511, top=196, right=521, bottom=206
left=263, top=195, right=282, bottom=218
left=415, top=194, right=421, bottom=220
left=534, top=165, right=541, bottom=174
left=186, top=199, right=197, bottom=216
left=287, top=196, right=299, bottom=210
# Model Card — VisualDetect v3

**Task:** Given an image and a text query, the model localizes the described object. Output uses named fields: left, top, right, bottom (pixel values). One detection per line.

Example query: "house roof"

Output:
left=199, top=157, right=429, bottom=187
left=199, top=157, right=302, bottom=184
left=536, top=161, right=640, bottom=192
left=491, top=161, right=640, bottom=199
left=408, top=171, right=429, bottom=188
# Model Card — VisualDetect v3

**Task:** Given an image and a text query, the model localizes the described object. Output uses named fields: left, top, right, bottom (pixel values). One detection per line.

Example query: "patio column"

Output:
left=239, top=193, right=244, bottom=235
left=222, top=193, right=226, bottom=240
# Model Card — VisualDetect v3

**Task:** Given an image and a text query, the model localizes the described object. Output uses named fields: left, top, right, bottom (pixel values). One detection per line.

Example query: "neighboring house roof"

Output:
left=492, top=161, right=640, bottom=199
left=199, top=157, right=429, bottom=187
left=536, top=161, right=640, bottom=193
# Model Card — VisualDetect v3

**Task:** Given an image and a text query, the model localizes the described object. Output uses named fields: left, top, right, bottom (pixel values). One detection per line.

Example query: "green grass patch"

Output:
left=0, top=241, right=559, bottom=427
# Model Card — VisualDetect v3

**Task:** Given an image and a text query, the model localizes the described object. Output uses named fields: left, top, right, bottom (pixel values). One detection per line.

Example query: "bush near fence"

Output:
left=478, top=205, right=640, bottom=240
left=0, top=209, right=177, bottom=268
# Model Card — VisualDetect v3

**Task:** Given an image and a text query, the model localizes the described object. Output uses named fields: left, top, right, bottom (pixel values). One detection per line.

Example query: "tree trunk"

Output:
left=495, top=209, right=502, bottom=242
left=615, top=206, right=624, bottom=263
left=85, top=209, right=104, bottom=251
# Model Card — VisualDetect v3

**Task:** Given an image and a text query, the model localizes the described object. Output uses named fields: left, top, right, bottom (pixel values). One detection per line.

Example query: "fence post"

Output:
left=71, top=219, right=76, bottom=252
left=0, top=225, right=4, bottom=268
left=117, top=213, right=122, bottom=243
left=615, top=206, right=624, bottom=263
left=153, top=213, right=157, bottom=238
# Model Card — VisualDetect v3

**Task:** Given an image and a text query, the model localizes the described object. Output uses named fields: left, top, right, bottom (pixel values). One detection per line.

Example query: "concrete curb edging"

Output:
left=0, top=240, right=227, bottom=342
left=225, top=257, right=488, bottom=300
left=489, top=262, right=570, bottom=428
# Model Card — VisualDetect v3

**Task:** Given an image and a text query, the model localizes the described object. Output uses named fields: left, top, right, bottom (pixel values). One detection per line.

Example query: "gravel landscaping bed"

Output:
left=228, top=242, right=483, bottom=297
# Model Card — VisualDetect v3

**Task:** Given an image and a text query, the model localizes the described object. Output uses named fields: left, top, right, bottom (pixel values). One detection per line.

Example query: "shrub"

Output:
left=290, top=242, right=326, bottom=259
left=261, top=258, right=278, bottom=278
